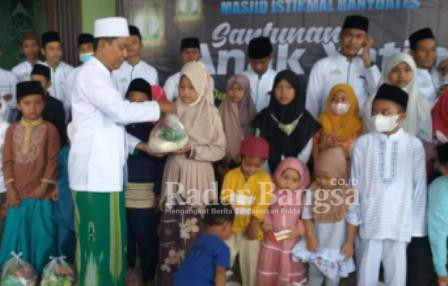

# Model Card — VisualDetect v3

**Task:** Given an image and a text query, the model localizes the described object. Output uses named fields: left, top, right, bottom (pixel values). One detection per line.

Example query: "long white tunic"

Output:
left=112, top=60, right=159, bottom=96
left=306, top=53, right=381, bottom=117
left=415, top=68, right=439, bottom=107
left=350, top=128, right=427, bottom=242
left=68, top=57, right=160, bottom=192
left=44, top=61, right=74, bottom=118
left=0, top=68, right=18, bottom=118
left=242, top=66, right=276, bottom=112
left=11, top=60, right=44, bottom=82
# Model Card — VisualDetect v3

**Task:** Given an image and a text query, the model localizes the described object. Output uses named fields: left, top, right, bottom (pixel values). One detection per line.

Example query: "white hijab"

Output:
left=362, top=52, right=433, bottom=141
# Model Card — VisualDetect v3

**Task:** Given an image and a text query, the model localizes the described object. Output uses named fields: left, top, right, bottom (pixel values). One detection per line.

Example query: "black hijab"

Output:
left=253, top=70, right=320, bottom=172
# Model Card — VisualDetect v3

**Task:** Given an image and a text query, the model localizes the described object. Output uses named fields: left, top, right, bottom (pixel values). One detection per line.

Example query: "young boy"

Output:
left=0, top=81, right=60, bottom=273
left=242, top=36, right=276, bottom=112
left=12, top=33, right=43, bottom=83
left=77, top=33, right=94, bottom=64
left=164, top=37, right=214, bottom=102
left=124, top=78, right=165, bottom=285
left=351, top=83, right=427, bottom=286
left=113, top=25, right=158, bottom=96
left=174, top=203, right=235, bottom=286
left=29, top=63, right=67, bottom=146
left=428, top=143, right=448, bottom=286
left=40, top=31, right=73, bottom=120
left=220, top=136, right=273, bottom=286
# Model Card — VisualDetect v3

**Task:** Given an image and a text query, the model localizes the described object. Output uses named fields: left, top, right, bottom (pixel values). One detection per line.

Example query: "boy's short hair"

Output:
left=203, top=203, right=235, bottom=226
left=16, top=81, right=45, bottom=102
left=20, top=32, right=39, bottom=46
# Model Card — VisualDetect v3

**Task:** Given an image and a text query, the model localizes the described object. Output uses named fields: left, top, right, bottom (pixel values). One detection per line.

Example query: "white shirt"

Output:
left=163, top=72, right=181, bottom=102
left=113, top=60, right=159, bottom=96
left=415, top=68, right=439, bottom=107
left=68, top=57, right=160, bottom=192
left=44, top=61, right=74, bottom=118
left=11, top=60, right=44, bottom=82
left=242, top=66, right=276, bottom=112
left=0, top=120, right=9, bottom=193
left=164, top=70, right=215, bottom=102
left=350, top=129, right=427, bottom=242
left=306, top=53, right=381, bottom=117
left=0, top=68, right=18, bottom=117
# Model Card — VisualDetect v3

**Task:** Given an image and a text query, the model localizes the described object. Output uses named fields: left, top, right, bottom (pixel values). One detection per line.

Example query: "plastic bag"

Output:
left=1, top=252, right=37, bottom=286
left=148, top=114, right=188, bottom=153
left=40, top=256, right=75, bottom=286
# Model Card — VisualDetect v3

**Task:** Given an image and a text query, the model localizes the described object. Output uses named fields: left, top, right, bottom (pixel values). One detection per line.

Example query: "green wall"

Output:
left=82, top=0, right=116, bottom=33
left=0, top=0, right=48, bottom=69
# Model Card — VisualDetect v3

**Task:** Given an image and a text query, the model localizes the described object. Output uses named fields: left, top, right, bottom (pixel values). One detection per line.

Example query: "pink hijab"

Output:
left=219, top=74, right=257, bottom=163
left=273, top=157, right=310, bottom=205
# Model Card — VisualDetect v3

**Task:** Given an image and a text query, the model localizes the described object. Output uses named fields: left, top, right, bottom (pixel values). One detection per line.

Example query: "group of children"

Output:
left=0, top=14, right=447, bottom=286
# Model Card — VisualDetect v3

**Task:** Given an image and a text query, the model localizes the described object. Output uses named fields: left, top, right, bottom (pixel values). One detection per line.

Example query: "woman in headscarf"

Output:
left=313, top=83, right=363, bottom=160
left=156, top=62, right=226, bottom=286
left=253, top=69, right=320, bottom=173
left=362, top=52, right=432, bottom=142
left=217, top=74, right=257, bottom=176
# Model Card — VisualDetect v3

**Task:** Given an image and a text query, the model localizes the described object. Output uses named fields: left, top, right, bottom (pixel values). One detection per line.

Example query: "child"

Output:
left=157, top=62, right=226, bottom=286
left=40, top=31, right=74, bottom=120
left=313, top=83, right=362, bottom=160
left=351, top=83, right=427, bottom=286
left=113, top=25, right=158, bottom=96
left=428, top=143, right=448, bottom=286
left=219, top=74, right=256, bottom=168
left=253, top=69, right=320, bottom=172
left=292, top=147, right=359, bottom=286
left=220, top=136, right=274, bottom=286
left=0, top=99, right=9, bottom=242
left=0, top=81, right=60, bottom=273
left=174, top=203, right=234, bottom=286
left=363, top=52, right=432, bottom=143
left=29, top=63, right=67, bottom=146
left=12, top=33, right=42, bottom=83
left=53, top=123, right=75, bottom=264
left=125, top=78, right=165, bottom=285
left=256, top=157, right=310, bottom=286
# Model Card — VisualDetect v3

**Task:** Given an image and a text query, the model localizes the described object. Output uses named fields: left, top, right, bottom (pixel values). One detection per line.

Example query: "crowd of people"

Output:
left=0, top=13, right=447, bottom=286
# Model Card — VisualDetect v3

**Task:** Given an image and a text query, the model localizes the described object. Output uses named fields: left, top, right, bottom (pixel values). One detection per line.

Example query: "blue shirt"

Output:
left=428, top=175, right=448, bottom=276
left=174, top=234, right=230, bottom=286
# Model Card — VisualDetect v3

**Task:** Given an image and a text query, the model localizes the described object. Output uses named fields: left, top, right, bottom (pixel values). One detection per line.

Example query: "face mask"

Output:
left=79, top=52, right=93, bottom=63
left=331, top=102, right=350, bottom=115
left=373, top=114, right=400, bottom=133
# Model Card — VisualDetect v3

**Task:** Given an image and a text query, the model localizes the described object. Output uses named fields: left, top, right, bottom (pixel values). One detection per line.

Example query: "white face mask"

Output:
left=373, top=114, right=400, bottom=133
left=79, top=52, right=93, bottom=63
left=331, top=102, right=350, bottom=115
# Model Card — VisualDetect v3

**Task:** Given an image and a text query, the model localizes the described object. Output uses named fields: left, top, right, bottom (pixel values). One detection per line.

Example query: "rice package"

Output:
left=1, top=252, right=37, bottom=286
left=149, top=114, right=188, bottom=153
left=40, top=256, right=75, bottom=286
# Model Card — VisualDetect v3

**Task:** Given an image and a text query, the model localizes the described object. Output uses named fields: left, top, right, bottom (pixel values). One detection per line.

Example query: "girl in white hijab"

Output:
left=363, top=52, right=432, bottom=142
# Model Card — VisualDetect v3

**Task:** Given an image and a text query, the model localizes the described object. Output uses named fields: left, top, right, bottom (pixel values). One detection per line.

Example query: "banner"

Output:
left=122, top=0, right=448, bottom=91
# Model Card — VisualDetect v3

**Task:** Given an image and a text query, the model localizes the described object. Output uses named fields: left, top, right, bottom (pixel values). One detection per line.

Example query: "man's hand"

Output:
left=362, top=35, right=374, bottom=67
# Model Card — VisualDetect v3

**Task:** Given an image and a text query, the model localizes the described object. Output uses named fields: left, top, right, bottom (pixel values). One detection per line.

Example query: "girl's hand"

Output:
left=173, top=145, right=191, bottom=154
left=159, top=100, right=175, bottom=114
left=288, top=228, right=302, bottom=240
left=262, top=223, right=273, bottom=233
left=306, top=236, right=318, bottom=252
left=341, top=242, right=354, bottom=260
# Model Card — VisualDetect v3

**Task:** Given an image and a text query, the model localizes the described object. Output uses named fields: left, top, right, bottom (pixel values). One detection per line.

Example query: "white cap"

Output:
left=94, top=17, right=129, bottom=38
